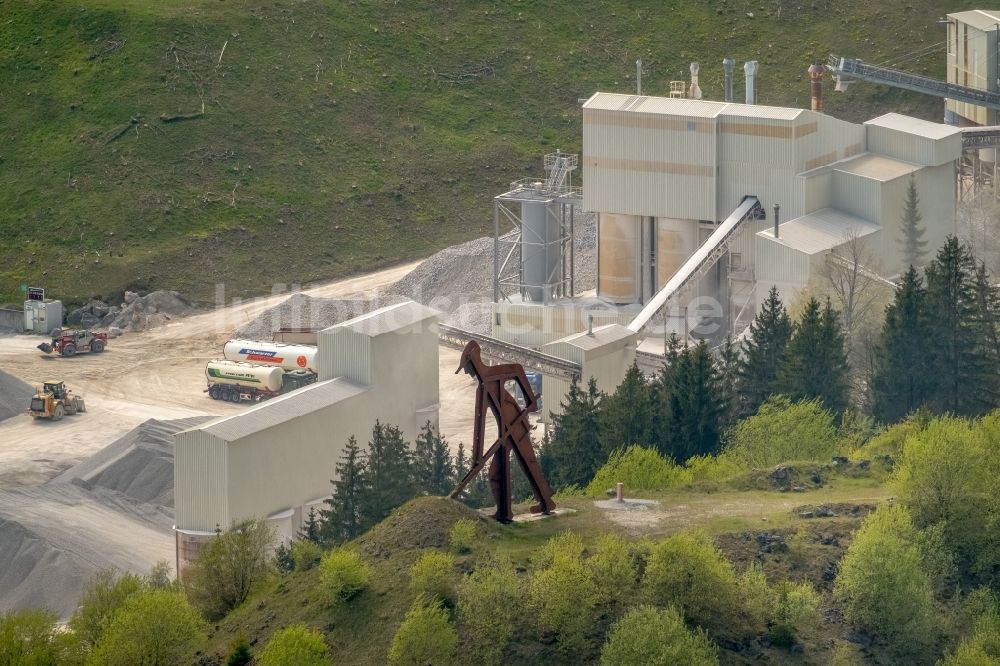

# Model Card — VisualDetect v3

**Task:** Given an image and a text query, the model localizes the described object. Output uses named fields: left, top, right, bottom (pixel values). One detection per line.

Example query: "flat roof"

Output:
left=833, top=152, right=920, bottom=182
left=948, top=10, right=1000, bottom=32
left=865, top=113, right=963, bottom=141
left=178, top=378, right=368, bottom=442
left=583, top=92, right=804, bottom=121
left=545, top=323, right=636, bottom=351
left=757, top=208, right=880, bottom=255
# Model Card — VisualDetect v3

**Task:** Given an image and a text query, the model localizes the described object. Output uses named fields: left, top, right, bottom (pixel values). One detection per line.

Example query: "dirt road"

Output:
left=0, top=262, right=444, bottom=487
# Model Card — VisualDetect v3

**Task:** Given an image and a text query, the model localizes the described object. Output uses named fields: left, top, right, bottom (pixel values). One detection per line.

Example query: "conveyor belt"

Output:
left=438, top=323, right=581, bottom=380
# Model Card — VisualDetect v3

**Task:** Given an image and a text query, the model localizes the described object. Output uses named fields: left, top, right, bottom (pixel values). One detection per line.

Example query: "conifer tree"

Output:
left=899, top=175, right=928, bottom=269
left=924, top=236, right=996, bottom=415
left=412, top=422, right=454, bottom=496
left=541, top=377, right=604, bottom=489
left=717, top=335, right=741, bottom=430
left=599, top=362, right=653, bottom=454
left=780, top=297, right=849, bottom=415
left=738, top=286, right=792, bottom=417
left=361, top=421, right=415, bottom=526
left=666, top=340, right=727, bottom=460
left=649, top=333, right=682, bottom=456
left=299, top=507, right=322, bottom=544
left=871, top=267, right=933, bottom=423
left=319, top=436, right=366, bottom=544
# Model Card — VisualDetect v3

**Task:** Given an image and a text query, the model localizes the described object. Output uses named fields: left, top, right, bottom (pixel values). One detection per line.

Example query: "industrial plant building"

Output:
left=173, top=302, right=439, bottom=571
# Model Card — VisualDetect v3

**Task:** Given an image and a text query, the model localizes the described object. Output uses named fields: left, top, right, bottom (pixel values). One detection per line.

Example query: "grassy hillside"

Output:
left=1, top=0, right=976, bottom=306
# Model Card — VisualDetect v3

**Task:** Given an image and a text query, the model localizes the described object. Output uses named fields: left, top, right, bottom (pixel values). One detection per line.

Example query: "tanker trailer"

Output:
left=205, top=360, right=317, bottom=403
left=222, top=339, right=318, bottom=372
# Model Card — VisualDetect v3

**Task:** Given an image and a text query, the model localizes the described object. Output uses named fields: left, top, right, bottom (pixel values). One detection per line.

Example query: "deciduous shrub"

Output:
left=642, top=532, right=740, bottom=635
left=184, top=519, right=276, bottom=619
left=388, top=598, right=458, bottom=666
left=834, top=504, right=939, bottom=659
left=291, top=539, right=322, bottom=571
left=86, top=590, right=207, bottom=666
left=586, top=446, right=691, bottom=496
left=448, top=519, right=476, bottom=554
left=458, top=553, right=522, bottom=666
left=409, top=550, right=457, bottom=604
left=69, top=569, right=144, bottom=648
left=0, top=609, right=81, bottom=666
left=529, top=536, right=599, bottom=653
left=600, top=605, right=718, bottom=666
left=769, top=581, right=821, bottom=646
left=225, top=632, right=252, bottom=666
left=257, top=625, right=330, bottom=666
left=724, top=397, right=838, bottom=469
left=319, top=548, right=372, bottom=604
left=532, top=530, right=585, bottom=569
left=736, top=563, right=773, bottom=637
left=586, top=533, right=638, bottom=607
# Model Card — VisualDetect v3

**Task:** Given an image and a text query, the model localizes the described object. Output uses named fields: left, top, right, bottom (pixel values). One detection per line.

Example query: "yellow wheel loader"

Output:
left=27, top=381, right=86, bottom=421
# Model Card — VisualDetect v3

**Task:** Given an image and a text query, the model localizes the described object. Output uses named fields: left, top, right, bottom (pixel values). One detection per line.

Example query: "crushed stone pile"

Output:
left=90, top=290, right=196, bottom=336
left=234, top=293, right=408, bottom=340
left=0, top=416, right=208, bottom=618
left=0, top=370, right=34, bottom=422
left=53, top=416, right=211, bottom=507
left=387, top=210, right=596, bottom=314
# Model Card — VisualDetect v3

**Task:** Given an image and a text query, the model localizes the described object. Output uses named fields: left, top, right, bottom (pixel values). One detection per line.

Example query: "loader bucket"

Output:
left=37, top=343, right=53, bottom=354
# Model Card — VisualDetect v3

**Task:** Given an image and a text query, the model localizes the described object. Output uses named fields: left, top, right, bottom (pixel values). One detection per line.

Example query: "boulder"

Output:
left=123, top=290, right=138, bottom=304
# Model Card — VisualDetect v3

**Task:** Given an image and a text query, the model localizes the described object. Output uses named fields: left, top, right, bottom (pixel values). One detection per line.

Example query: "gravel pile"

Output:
left=388, top=210, right=596, bottom=314
left=54, top=416, right=212, bottom=507
left=0, top=416, right=209, bottom=618
left=92, top=290, right=197, bottom=335
left=445, top=302, right=496, bottom=335
left=0, top=370, right=33, bottom=422
left=234, top=293, right=409, bottom=340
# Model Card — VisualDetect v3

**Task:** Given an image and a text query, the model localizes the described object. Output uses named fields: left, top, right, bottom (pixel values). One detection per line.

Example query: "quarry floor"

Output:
left=0, top=260, right=486, bottom=488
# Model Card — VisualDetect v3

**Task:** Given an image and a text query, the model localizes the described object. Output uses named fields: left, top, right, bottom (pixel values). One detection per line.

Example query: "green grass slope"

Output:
left=1, top=0, right=975, bottom=306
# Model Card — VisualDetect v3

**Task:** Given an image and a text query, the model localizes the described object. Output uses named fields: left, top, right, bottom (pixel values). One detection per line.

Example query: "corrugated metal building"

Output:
left=582, top=93, right=961, bottom=309
left=173, top=301, right=439, bottom=572
left=946, top=10, right=1000, bottom=126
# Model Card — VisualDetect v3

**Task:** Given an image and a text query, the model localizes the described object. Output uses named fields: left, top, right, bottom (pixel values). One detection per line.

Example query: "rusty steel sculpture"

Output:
left=450, top=340, right=556, bottom=522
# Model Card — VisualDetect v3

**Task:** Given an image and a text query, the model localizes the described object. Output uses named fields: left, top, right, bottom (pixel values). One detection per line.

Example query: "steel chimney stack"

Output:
left=808, top=63, right=825, bottom=112
left=689, top=62, right=703, bottom=100
left=723, top=58, right=735, bottom=102
left=773, top=203, right=780, bottom=239
left=636, top=59, right=642, bottom=95
left=744, top=61, right=758, bottom=105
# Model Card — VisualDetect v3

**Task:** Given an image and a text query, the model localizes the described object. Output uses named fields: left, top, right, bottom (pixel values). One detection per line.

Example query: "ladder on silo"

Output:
left=828, top=54, right=1000, bottom=111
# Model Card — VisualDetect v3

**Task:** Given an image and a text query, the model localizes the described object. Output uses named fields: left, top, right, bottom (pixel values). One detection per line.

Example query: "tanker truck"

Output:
left=205, top=360, right=317, bottom=402
left=222, top=339, right=318, bottom=372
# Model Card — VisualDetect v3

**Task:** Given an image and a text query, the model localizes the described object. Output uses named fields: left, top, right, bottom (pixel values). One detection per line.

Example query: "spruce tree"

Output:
left=599, top=362, right=653, bottom=455
left=665, top=341, right=727, bottom=461
left=738, top=286, right=792, bottom=417
left=780, top=297, right=849, bottom=415
left=649, top=333, right=682, bottom=456
left=319, top=436, right=366, bottom=544
left=871, top=267, right=933, bottom=423
left=899, top=175, right=928, bottom=269
left=717, top=335, right=741, bottom=430
left=541, top=377, right=604, bottom=488
left=299, top=507, right=322, bottom=544
left=924, top=236, right=996, bottom=415
left=361, top=421, right=415, bottom=526
left=412, top=422, right=454, bottom=496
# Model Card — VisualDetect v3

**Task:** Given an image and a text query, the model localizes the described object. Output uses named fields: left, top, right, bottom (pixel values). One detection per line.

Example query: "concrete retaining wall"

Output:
left=0, top=308, right=24, bottom=333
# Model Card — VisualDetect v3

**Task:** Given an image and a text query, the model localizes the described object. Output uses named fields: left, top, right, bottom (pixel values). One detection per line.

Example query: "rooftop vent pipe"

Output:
left=636, top=59, right=642, bottom=95
left=744, top=61, right=758, bottom=105
left=723, top=58, right=735, bottom=102
left=808, top=63, right=825, bottom=112
left=773, top=203, right=780, bottom=239
left=588, top=315, right=594, bottom=336
left=689, top=62, right=703, bottom=100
